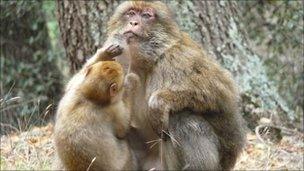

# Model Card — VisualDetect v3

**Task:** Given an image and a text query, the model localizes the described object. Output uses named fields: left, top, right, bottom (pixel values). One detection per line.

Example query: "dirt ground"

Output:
left=1, top=123, right=303, bottom=170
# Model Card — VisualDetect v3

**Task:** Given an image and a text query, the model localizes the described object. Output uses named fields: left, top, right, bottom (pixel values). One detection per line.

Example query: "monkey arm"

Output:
left=148, top=89, right=183, bottom=112
left=124, top=73, right=140, bottom=100
left=148, top=89, right=182, bottom=135
left=123, top=73, right=141, bottom=128
left=65, top=45, right=124, bottom=92
left=84, top=44, right=123, bottom=69
left=65, top=50, right=109, bottom=92
left=82, top=49, right=105, bottom=68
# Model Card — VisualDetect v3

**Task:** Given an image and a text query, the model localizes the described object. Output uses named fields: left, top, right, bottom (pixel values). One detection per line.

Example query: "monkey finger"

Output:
left=106, top=44, right=115, bottom=51
left=110, top=48, right=122, bottom=54
left=107, top=44, right=120, bottom=52
left=108, top=45, right=123, bottom=57
left=104, top=45, right=116, bottom=54
left=114, top=45, right=123, bottom=52
left=124, top=73, right=140, bottom=88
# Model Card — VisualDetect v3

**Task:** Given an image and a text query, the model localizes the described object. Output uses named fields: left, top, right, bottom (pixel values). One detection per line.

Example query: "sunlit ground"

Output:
left=1, top=123, right=303, bottom=170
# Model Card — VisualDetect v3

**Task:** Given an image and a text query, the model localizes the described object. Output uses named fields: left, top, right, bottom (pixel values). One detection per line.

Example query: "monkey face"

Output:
left=121, top=7, right=156, bottom=42
left=108, top=1, right=177, bottom=44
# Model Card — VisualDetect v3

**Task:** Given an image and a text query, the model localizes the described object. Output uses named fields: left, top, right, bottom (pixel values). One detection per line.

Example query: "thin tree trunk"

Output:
left=56, top=0, right=293, bottom=126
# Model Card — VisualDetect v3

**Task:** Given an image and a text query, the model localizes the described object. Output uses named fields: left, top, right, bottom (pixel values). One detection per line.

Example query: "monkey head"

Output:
left=79, top=61, right=124, bottom=106
left=107, top=1, right=180, bottom=45
left=107, top=1, right=182, bottom=70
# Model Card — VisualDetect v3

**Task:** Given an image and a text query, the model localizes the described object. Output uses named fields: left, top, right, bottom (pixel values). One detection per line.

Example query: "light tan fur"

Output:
left=54, top=49, right=137, bottom=170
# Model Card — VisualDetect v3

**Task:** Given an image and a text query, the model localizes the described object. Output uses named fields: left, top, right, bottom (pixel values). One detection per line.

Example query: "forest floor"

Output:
left=0, top=123, right=303, bottom=170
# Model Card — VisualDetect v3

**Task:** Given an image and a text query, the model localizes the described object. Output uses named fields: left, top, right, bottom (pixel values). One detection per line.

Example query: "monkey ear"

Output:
left=84, top=66, right=92, bottom=77
left=110, top=83, right=118, bottom=97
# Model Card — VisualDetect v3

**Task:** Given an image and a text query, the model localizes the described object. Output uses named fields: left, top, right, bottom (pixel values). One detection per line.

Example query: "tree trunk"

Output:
left=56, top=0, right=293, bottom=127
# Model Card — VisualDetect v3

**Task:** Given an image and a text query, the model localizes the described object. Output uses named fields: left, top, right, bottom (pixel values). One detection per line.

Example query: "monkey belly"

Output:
left=162, top=110, right=221, bottom=170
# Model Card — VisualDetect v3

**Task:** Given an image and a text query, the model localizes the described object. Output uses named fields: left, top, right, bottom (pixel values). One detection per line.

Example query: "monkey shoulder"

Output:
left=152, top=47, right=209, bottom=86
left=159, top=42, right=235, bottom=85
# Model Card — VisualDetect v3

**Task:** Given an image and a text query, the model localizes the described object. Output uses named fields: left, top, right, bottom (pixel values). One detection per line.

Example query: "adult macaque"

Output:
left=106, top=1, right=246, bottom=170
left=54, top=53, right=138, bottom=170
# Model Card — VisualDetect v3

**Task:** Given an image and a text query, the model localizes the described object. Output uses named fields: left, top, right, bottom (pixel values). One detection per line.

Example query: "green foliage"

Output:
left=0, top=1, right=65, bottom=134
left=239, top=0, right=304, bottom=115
left=42, top=1, right=61, bottom=48
left=1, top=50, right=61, bottom=109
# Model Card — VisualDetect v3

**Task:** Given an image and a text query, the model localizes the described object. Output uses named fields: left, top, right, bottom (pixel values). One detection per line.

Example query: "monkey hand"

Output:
left=148, top=91, right=170, bottom=139
left=123, top=73, right=140, bottom=106
left=97, top=44, right=124, bottom=61
left=124, top=73, right=140, bottom=89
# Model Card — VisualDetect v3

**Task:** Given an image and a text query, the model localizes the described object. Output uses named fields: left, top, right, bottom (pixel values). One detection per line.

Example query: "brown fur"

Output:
left=54, top=57, right=137, bottom=170
left=80, top=62, right=124, bottom=106
left=107, top=1, right=246, bottom=170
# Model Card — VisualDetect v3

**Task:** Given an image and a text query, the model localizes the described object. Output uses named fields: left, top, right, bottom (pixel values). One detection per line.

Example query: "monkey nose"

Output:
left=130, top=21, right=139, bottom=26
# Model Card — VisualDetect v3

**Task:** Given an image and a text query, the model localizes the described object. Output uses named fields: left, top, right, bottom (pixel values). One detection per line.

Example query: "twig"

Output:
left=147, top=139, right=161, bottom=149
left=0, top=98, right=40, bottom=112
left=0, top=122, right=20, bottom=133
left=4, top=96, right=21, bottom=104
left=160, top=124, right=164, bottom=168
left=162, top=130, right=180, bottom=147
left=255, top=124, right=268, bottom=144
left=265, top=146, right=271, bottom=170
left=43, top=104, right=53, bottom=120
left=256, top=124, right=303, bottom=137
left=146, top=139, right=161, bottom=144
left=86, top=157, right=96, bottom=171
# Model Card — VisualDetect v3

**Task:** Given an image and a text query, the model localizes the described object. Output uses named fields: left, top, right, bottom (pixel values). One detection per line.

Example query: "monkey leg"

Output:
left=148, top=106, right=170, bottom=138
left=162, top=109, right=221, bottom=170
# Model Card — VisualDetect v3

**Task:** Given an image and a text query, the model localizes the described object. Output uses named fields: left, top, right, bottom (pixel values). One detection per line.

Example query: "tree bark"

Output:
left=56, top=0, right=293, bottom=126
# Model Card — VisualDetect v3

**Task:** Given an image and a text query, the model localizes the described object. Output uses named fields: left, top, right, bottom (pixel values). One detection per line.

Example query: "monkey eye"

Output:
left=126, top=10, right=136, bottom=17
left=142, top=13, right=152, bottom=19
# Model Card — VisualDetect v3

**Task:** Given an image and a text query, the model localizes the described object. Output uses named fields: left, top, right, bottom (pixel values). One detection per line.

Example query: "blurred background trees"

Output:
left=0, top=1, right=65, bottom=134
left=0, top=0, right=303, bottom=135
left=239, top=0, right=303, bottom=124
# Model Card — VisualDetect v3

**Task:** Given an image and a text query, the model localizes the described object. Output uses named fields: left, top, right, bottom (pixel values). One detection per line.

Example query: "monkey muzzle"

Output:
left=123, top=31, right=138, bottom=41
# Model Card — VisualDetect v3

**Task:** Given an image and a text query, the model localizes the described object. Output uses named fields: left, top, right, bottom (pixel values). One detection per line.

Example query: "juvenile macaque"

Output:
left=54, top=56, right=137, bottom=170
left=106, top=1, right=246, bottom=170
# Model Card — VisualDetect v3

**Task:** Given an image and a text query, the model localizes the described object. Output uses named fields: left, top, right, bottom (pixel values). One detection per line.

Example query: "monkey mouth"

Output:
left=123, top=31, right=138, bottom=39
